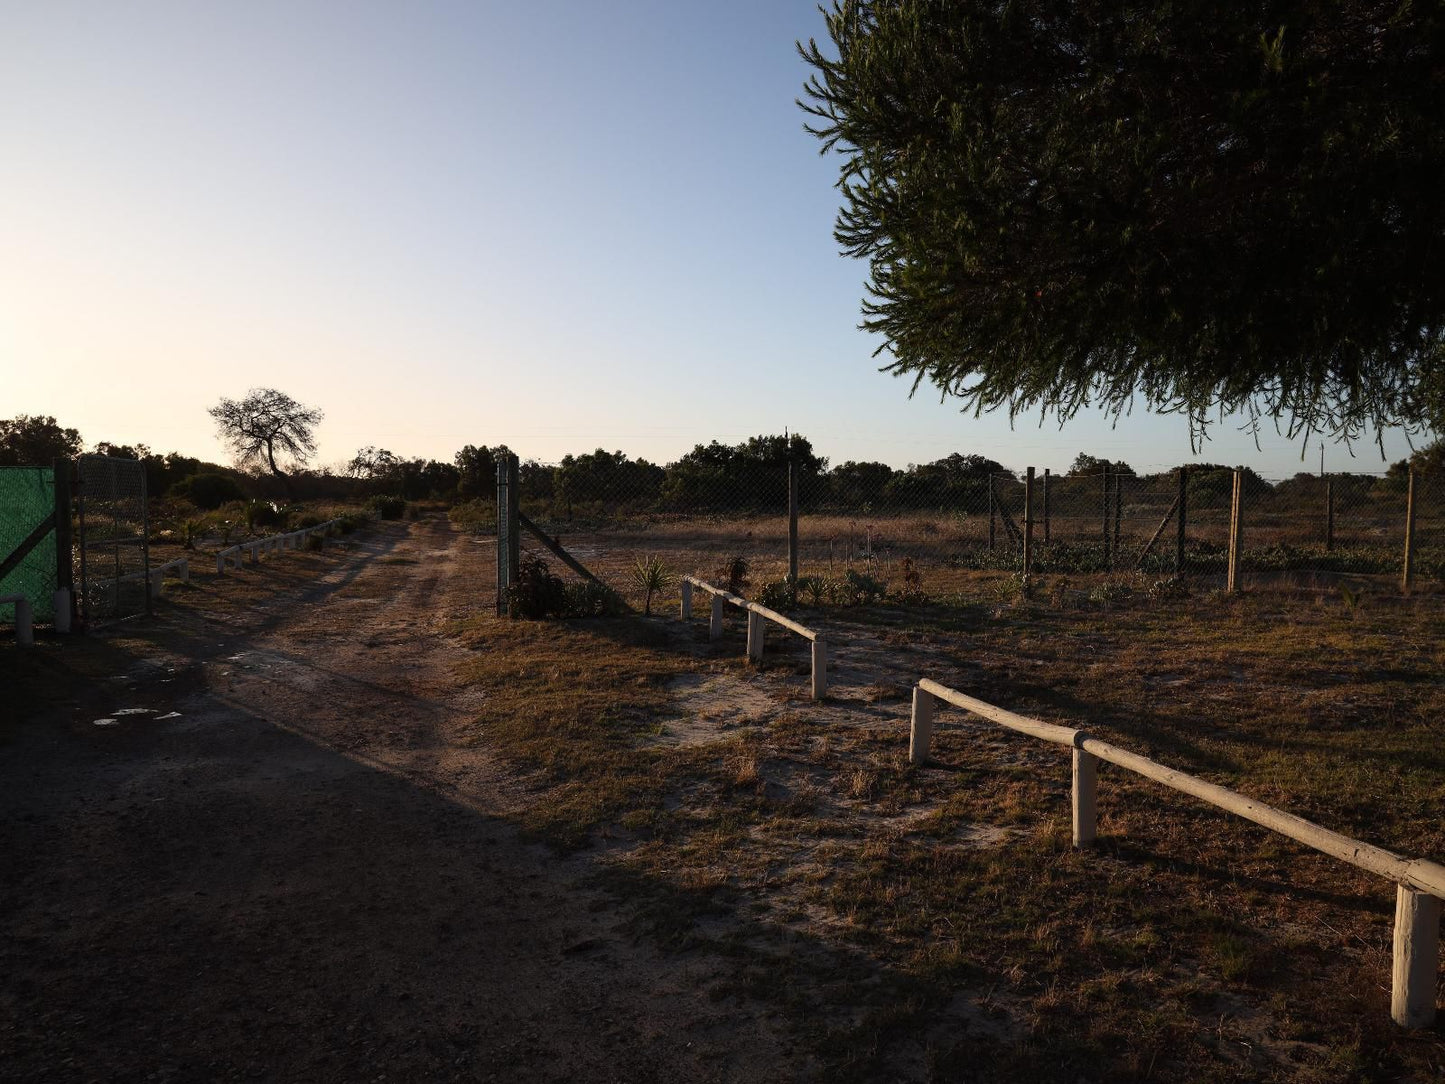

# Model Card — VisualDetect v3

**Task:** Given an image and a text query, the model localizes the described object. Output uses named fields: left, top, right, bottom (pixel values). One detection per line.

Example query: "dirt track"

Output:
left=0, top=518, right=809, bottom=1082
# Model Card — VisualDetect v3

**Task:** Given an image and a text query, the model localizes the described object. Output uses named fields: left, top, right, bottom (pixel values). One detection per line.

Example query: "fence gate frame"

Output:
left=75, top=454, right=150, bottom=629
left=495, top=453, right=520, bottom=614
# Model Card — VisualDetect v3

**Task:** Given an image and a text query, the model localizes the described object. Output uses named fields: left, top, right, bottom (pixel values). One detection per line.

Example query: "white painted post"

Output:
left=811, top=638, right=827, bottom=700
left=52, top=588, right=71, bottom=634
left=179, top=559, right=190, bottom=583
left=709, top=595, right=724, bottom=642
left=248, top=543, right=258, bottom=566
left=216, top=553, right=225, bottom=574
left=1072, top=747, right=1098, bottom=847
left=746, top=610, right=764, bottom=661
left=909, top=685, right=934, bottom=765
left=681, top=579, right=693, bottom=620
left=1391, top=886, right=1441, bottom=1028
left=14, top=598, right=34, bottom=646
left=148, top=572, right=163, bottom=601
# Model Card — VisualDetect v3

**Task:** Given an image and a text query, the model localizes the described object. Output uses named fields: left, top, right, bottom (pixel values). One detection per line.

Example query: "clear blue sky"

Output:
left=0, top=1, right=1421, bottom=479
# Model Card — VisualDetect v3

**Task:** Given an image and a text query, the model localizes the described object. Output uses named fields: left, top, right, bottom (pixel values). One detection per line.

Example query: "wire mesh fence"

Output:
left=76, top=454, right=150, bottom=626
left=0, top=465, right=58, bottom=624
left=477, top=447, right=1441, bottom=609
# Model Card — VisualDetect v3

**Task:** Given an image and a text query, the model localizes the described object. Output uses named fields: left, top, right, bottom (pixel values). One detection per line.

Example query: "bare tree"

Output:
left=209, top=388, right=322, bottom=497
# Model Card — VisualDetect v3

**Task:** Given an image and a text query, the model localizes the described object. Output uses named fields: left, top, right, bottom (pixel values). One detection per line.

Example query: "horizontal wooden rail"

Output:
left=681, top=575, right=827, bottom=699
left=910, top=676, right=1445, bottom=1028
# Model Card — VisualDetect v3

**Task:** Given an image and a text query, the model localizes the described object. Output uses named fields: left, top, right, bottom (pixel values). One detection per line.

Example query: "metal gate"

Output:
left=76, top=454, right=150, bottom=627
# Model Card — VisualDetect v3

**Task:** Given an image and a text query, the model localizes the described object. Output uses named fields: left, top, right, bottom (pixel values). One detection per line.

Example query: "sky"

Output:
left=0, top=1, right=1423, bottom=479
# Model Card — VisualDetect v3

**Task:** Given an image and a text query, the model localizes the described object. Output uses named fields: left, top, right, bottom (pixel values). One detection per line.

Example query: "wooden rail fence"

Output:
left=909, top=676, right=1444, bottom=1028
left=680, top=575, right=827, bottom=699
left=216, top=519, right=344, bottom=574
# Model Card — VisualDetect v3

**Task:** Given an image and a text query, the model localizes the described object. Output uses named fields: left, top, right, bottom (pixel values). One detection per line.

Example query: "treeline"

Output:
left=2, top=415, right=1432, bottom=515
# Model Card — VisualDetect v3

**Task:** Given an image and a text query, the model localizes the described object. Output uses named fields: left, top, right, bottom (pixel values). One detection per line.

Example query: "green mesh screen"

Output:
left=0, top=466, right=57, bottom=622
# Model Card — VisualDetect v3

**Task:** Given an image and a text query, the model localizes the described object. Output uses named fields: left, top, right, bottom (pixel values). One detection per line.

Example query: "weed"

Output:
left=630, top=554, right=675, bottom=616
left=717, top=555, right=750, bottom=595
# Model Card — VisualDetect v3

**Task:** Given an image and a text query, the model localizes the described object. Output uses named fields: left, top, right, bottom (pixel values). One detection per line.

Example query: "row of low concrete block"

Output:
left=216, top=519, right=344, bottom=573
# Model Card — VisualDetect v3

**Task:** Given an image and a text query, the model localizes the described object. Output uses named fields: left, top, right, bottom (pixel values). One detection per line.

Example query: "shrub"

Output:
left=368, top=495, right=406, bottom=520
left=716, top=555, right=750, bottom=595
left=506, top=554, right=568, bottom=618
left=245, top=500, right=288, bottom=531
left=756, top=579, right=796, bottom=611
left=630, top=554, right=674, bottom=616
left=564, top=580, right=624, bottom=618
left=171, top=472, right=245, bottom=510
left=842, top=568, right=887, bottom=606
left=294, top=513, right=323, bottom=529
left=335, top=513, right=368, bottom=534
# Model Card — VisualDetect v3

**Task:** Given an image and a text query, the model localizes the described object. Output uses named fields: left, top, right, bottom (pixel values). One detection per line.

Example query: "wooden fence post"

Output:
left=788, top=460, right=799, bottom=589
left=811, top=638, right=827, bottom=700
left=1176, top=466, right=1188, bottom=575
left=1023, top=467, right=1035, bottom=581
left=709, top=594, right=724, bottom=642
left=1073, top=747, right=1098, bottom=846
left=1325, top=477, right=1335, bottom=552
left=1402, top=469, right=1417, bottom=595
left=1391, top=885, right=1440, bottom=1028
left=909, top=685, right=934, bottom=765
left=1227, top=469, right=1243, bottom=593
left=1042, top=467, right=1051, bottom=544
left=680, top=579, right=692, bottom=620
left=746, top=610, right=764, bottom=661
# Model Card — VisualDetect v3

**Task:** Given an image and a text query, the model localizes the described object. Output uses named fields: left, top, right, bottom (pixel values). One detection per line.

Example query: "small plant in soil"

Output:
left=630, top=554, right=674, bottom=616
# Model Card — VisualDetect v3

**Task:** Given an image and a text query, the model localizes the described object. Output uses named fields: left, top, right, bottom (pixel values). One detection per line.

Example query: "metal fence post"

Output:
left=53, top=458, right=73, bottom=633
left=788, top=459, right=799, bottom=589
left=1402, top=469, right=1417, bottom=595
left=1042, top=467, right=1051, bottom=544
left=1325, top=477, right=1335, bottom=552
left=1101, top=466, right=1110, bottom=569
left=1175, top=466, right=1187, bottom=576
left=1023, top=467, right=1035, bottom=581
left=495, top=456, right=520, bottom=615
left=988, top=476, right=997, bottom=551
left=1227, top=469, right=1243, bottom=593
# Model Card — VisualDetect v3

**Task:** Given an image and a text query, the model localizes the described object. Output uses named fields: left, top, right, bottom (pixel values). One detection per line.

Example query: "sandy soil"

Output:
left=0, top=517, right=813, bottom=1082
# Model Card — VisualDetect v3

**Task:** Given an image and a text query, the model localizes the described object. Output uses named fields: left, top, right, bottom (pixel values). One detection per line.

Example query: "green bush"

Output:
left=170, top=472, right=245, bottom=510
left=756, top=579, right=796, bottom=611
left=245, top=500, right=288, bottom=530
left=564, top=580, right=625, bottom=618
left=335, top=513, right=369, bottom=534
left=368, top=495, right=406, bottom=520
left=506, top=554, right=568, bottom=618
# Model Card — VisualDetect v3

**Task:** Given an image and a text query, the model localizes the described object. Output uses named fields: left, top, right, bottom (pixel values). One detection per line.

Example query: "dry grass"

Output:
left=453, top=577, right=1445, bottom=1082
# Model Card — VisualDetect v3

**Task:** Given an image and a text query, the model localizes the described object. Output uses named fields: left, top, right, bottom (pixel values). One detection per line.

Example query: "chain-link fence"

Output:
left=0, top=466, right=58, bottom=624
left=76, top=454, right=150, bottom=626
left=477, top=447, right=1439, bottom=606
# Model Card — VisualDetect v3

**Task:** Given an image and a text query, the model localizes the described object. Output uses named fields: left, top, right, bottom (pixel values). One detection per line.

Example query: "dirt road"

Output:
left=1, top=517, right=809, bottom=1082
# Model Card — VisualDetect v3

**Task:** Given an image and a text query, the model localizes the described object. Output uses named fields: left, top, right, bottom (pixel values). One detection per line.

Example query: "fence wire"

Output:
left=492, top=452, right=1438, bottom=606
left=77, top=454, right=150, bottom=626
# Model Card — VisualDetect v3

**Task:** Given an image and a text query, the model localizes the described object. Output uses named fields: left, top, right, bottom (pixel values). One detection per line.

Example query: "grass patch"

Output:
left=453, top=580, right=1445, bottom=1081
